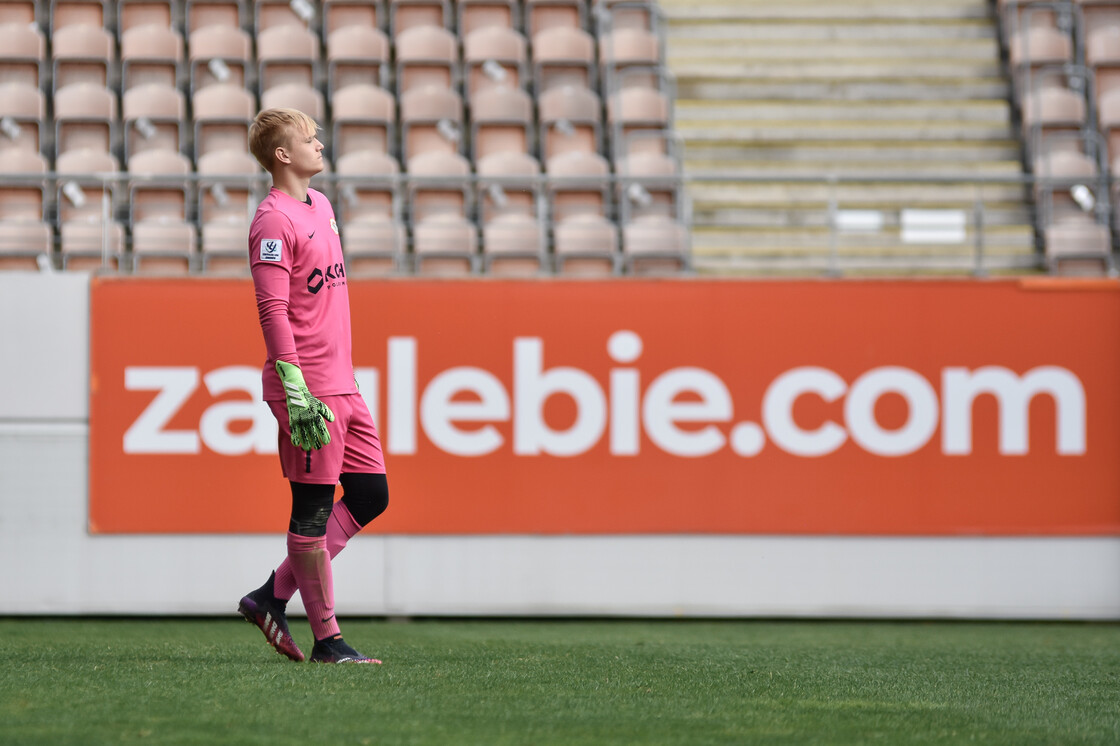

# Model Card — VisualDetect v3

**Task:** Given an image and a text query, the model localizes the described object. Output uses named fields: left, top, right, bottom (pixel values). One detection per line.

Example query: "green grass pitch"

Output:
left=1, top=618, right=1118, bottom=745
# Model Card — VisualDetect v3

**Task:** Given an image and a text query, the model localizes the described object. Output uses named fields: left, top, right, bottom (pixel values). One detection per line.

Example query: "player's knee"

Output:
left=288, top=482, right=336, bottom=537
left=339, top=473, right=389, bottom=527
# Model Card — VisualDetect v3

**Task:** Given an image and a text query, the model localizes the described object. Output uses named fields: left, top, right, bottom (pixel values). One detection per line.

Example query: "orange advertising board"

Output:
left=89, top=277, right=1120, bottom=535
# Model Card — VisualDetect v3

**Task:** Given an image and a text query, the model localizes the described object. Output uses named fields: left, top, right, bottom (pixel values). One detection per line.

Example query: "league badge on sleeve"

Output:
left=260, top=238, right=283, bottom=262
left=330, top=218, right=339, bottom=235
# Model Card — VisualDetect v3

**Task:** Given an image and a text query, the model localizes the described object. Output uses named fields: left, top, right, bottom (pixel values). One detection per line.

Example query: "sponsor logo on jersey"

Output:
left=260, top=238, right=282, bottom=262
left=307, top=262, right=347, bottom=294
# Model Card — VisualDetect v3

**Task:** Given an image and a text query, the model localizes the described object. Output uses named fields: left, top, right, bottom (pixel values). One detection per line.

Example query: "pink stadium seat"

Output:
left=399, top=84, right=463, bottom=164
left=260, top=82, right=325, bottom=123
left=476, top=150, right=546, bottom=275
left=51, top=0, right=108, bottom=33
left=127, top=149, right=197, bottom=274
left=0, top=1, right=36, bottom=26
left=51, top=22, right=115, bottom=93
left=406, top=150, right=478, bottom=275
left=120, top=23, right=184, bottom=92
left=185, top=0, right=242, bottom=33
left=55, top=147, right=125, bottom=271
left=394, top=24, right=458, bottom=96
left=54, top=82, right=118, bottom=158
left=257, top=24, right=320, bottom=93
left=331, top=82, right=396, bottom=159
left=0, top=81, right=46, bottom=155
left=525, top=0, right=586, bottom=38
left=607, top=84, right=671, bottom=161
left=531, top=25, right=596, bottom=94
left=0, top=149, right=52, bottom=271
left=458, top=0, right=518, bottom=36
left=335, top=149, right=406, bottom=275
left=255, top=0, right=315, bottom=31
left=545, top=149, right=618, bottom=275
left=469, top=85, right=534, bottom=162
left=117, top=0, right=175, bottom=33
left=0, top=21, right=46, bottom=89
left=122, top=83, right=186, bottom=160
left=327, top=24, right=390, bottom=95
left=537, top=84, right=602, bottom=161
left=188, top=23, right=252, bottom=93
left=197, top=147, right=261, bottom=274
left=1086, top=23, right=1120, bottom=100
left=389, top=0, right=450, bottom=37
left=323, top=0, right=385, bottom=36
left=192, top=83, right=256, bottom=162
left=462, top=25, right=527, bottom=100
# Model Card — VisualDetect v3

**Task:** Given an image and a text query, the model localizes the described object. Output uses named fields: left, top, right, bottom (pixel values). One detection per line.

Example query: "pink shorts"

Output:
left=268, top=394, right=386, bottom=484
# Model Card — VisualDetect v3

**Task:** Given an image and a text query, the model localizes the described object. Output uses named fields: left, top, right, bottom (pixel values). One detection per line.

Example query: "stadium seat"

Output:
left=0, top=1, right=36, bottom=26
left=599, top=26, right=662, bottom=92
left=458, top=0, right=518, bottom=36
left=531, top=25, right=596, bottom=94
left=537, top=84, right=602, bottom=161
left=331, top=83, right=397, bottom=159
left=1019, top=79, right=1089, bottom=163
left=616, top=149, right=689, bottom=274
left=120, top=23, right=184, bottom=92
left=323, top=0, right=385, bottom=36
left=597, top=0, right=658, bottom=32
left=0, top=149, right=52, bottom=271
left=185, top=0, right=242, bottom=34
left=54, top=82, right=118, bottom=158
left=257, top=24, right=320, bottom=94
left=255, top=0, right=316, bottom=32
left=126, top=149, right=196, bottom=274
left=545, top=149, right=618, bottom=274
left=399, top=84, right=463, bottom=164
left=389, top=0, right=451, bottom=38
left=406, top=150, right=478, bottom=275
left=196, top=148, right=261, bottom=274
left=0, top=81, right=46, bottom=155
left=0, top=21, right=46, bottom=90
left=51, top=0, right=108, bottom=34
left=462, top=25, right=527, bottom=101
left=525, top=0, right=586, bottom=38
left=192, top=83, right=255, bottom=162
left=1086, top=23, right=1120, bottom=101
left=51, top=22, right=115, bottom=94
left=55, top=147, right=125, bottom=271
left=469, top=85, right=534, bottom=162
left=394, top=24, right=458, bottom=97
left=122, top=83, right=186, bottom=161
left=117, top=0, right=177, bottom=33
left=260, top=82, right=325, bottom=123
left=335, top=149, right=406, bottom=275
left=477, top=151, right=547, bottom=275
left=188, top=23, right=252, bottom=93
left=607, top=83, right=671, bottom=161
left=327, top=24, right=390, bottom=95
left=1099, top=87, right=1120, bottom=173
left=1007, top=24, right=1073, bottom=103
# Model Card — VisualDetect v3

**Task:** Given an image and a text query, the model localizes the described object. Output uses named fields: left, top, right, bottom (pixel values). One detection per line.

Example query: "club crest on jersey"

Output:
left=330, top=218, right=339, bottom=235
left=260, top=238, right=282, bottom=262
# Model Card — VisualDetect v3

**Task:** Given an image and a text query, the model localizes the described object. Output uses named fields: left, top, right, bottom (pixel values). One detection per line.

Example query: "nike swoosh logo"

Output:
left=321, top=613, right=335, bottom=623
left=307, top=231, right=315, bottom=239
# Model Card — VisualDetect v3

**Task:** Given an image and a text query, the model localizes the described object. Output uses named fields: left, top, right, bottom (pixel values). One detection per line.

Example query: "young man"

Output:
left=238, top=108, right=389, bottom=664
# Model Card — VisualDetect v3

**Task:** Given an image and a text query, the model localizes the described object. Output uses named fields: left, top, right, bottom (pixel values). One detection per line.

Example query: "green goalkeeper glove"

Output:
left=275, top=360, right=335, bottom=451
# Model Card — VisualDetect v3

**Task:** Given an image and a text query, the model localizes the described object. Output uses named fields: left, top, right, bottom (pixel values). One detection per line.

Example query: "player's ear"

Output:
left=274, top=146, right=290, bottom=165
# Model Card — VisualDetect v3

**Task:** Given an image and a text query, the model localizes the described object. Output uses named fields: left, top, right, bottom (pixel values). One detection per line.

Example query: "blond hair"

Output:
left=248, top=108, right=319, bottom=171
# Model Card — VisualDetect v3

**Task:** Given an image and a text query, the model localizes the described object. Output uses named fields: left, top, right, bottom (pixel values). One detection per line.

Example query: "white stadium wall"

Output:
left=1, top=272, right=1119, bottom=619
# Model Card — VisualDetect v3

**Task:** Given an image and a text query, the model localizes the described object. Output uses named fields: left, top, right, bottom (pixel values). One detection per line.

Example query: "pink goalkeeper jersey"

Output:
left=249, top=186, right=356, bottom=402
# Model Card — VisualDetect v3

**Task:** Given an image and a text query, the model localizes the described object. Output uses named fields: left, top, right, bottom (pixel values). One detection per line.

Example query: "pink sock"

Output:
left=285, top=532, right=341, bottom=640
left=274, top=501, right=362, bottom=601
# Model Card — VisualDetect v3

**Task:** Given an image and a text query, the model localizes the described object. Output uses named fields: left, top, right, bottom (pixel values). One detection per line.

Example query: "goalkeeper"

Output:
left=239, top=108, right=388, bottom=664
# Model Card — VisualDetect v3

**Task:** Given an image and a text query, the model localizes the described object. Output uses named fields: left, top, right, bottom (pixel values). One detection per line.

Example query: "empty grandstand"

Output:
left=0, top=0, right=1116, bottom=275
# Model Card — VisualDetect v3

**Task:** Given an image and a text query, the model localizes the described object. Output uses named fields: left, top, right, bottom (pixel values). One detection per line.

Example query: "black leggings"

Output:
left=288, top=473, right=389, bottom=537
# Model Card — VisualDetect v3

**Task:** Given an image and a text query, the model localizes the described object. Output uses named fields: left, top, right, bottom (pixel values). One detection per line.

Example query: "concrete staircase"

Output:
left=655, top=0, right=1039, bottom=274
